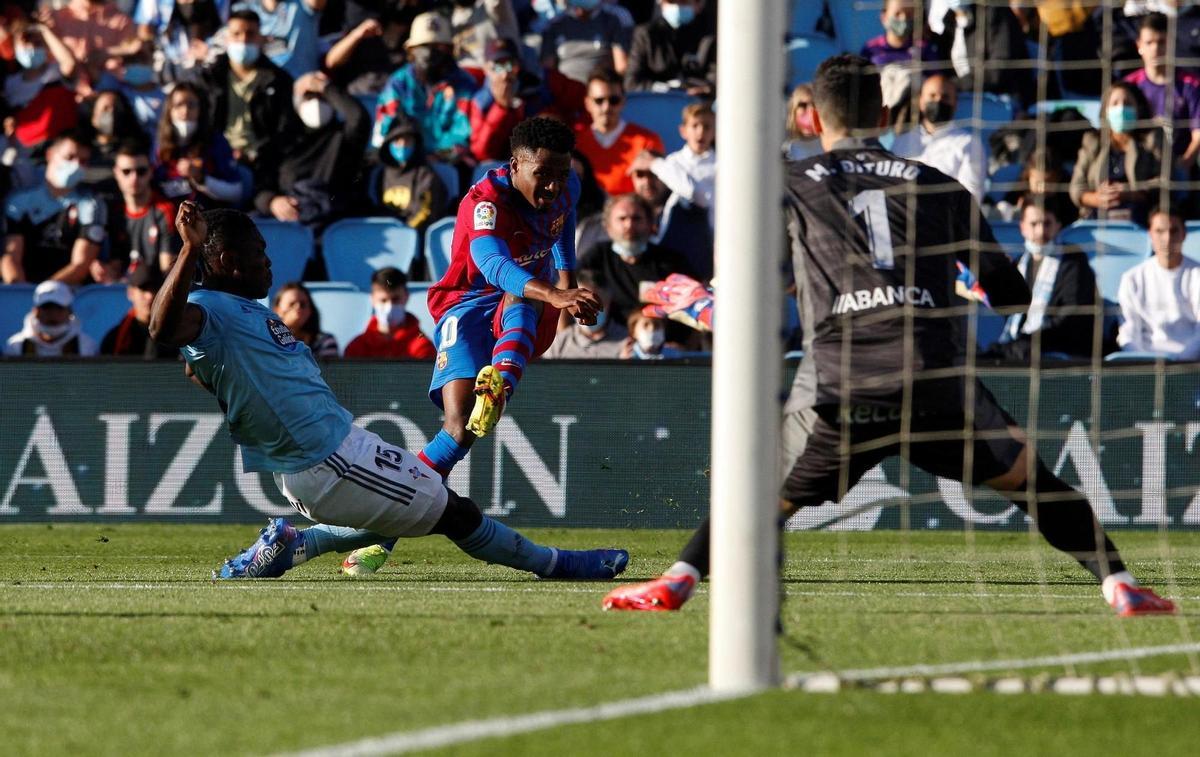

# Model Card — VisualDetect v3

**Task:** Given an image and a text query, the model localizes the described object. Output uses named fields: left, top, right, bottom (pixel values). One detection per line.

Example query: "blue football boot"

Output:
left=542, top=548, right=629, bottom=580
left=215, top=518, right=301, bottom=579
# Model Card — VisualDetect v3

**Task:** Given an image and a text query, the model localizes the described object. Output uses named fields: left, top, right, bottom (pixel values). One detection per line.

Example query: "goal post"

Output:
left=709, top=0, right=787, bottom=692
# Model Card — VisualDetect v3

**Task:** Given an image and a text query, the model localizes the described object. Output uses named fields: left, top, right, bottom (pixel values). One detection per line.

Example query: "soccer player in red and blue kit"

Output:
left=335, top=117, right=606, bottom=575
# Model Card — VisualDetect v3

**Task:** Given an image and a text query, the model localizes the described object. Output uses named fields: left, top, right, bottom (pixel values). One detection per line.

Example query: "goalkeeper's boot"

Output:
left=602, top=573, right=697, bottom=611
left=216, top=518, right=300, bottom=579
left=541, top=548, right=629, bottom=580
left=466, top=365, right=505, bottom=438
left=1109, top=583, right=1176, bottom=617
left=341, top=544, right=391, bottom=577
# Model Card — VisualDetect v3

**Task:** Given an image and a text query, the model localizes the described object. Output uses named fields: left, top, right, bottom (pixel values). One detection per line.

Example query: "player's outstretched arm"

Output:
left=149, top=201, right=207, bottom=348
left=523, top=278, right=602, bottom=324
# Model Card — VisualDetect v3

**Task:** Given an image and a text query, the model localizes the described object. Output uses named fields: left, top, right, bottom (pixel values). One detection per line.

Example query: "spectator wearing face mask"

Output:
left=579, top=193, right=693, bottom=328
left=1124, top=12, right=1200, bottom=166
left=1070, top=81, right=1163, bottom=226
left=622, top=310, right=682, bottom=359
left=370, top=11, right=477, bottom=163
left=862, top=0, right=937, bottom=109
left=783, top=83, right=820, bottom=162
left=83, top=89, right=142, bottom=188
left=105, top=140, right=180, bottom=281
left=3, top=21, right=79, bottom=172
left=3, top=279, right=98, bottom=356
left=133, top=0, right=230, bottom=69
left=100, top=263, right=178, bottom=358
left=982, top=197, right=1100, bottom=363
left=540, top=0, right=633, bottom=84
left=625, top=0, right=715, bottom=96
left=188, top=9, right=299, bottom=184
left=3, top=130, right=107, bottom=285
left=152, top=81, right=247, bottom=206
left=272, top=281, right=338, bottom=358
left=107, top=50, right=166, bottom=136
left=367, top=113, right=449, bottom=235
left=236, top=0, right=325, bottom=80
left=891, top=71, right=985, bottom=201
left=253, top=71, right=370, bottom=228
left=928, top=0, right=1034, bottom=109
left=545, top=269, right=627, bottom=358
left=343, top=266, right=437, bottom=359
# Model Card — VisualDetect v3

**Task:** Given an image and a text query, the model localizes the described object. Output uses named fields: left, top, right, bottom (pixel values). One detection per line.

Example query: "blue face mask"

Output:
left=227, top=41, right=260, bottom=67
left=15, top=46, right=47, bottom=70
left=661, top=3, right=695, bottom=29
left=389, top=142, right=414, bottom=165
left=568, top=0, right=601, bottom=10
left=581, top=309, right=608, bottom=334
left=122, top=64, right=154, bottom=87
left=1107, top=105, right=1137, bottom=134
left=48, top=159, right=83, bottom=190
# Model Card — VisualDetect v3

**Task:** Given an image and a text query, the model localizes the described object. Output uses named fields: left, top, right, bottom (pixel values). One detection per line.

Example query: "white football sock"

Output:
left=667, top=561, right=702, bottom=583
left=1102, top=571, right=1137, bottom=604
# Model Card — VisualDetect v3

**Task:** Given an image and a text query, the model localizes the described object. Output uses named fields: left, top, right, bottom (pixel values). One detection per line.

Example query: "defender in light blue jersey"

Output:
left=149, top=201, right=628, bottom=581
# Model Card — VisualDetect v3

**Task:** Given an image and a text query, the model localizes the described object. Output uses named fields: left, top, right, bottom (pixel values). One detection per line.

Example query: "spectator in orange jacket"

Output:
left=573, top=67, right=664, bottom=195
left=344, top=267, right=437, bottom=359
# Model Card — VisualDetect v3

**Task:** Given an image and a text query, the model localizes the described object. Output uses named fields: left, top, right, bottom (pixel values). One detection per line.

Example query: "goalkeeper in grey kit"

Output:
left=603, top=54, right=1174, bottom=617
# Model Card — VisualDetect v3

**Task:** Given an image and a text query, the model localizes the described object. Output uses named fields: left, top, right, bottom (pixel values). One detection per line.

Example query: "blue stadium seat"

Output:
left=952, top=93, right=1014, bottom=149
left=306, top=284, right=373, bottom=355
left=789, top=0, right=834, bottom=40
left=406, top=282, right=437, bottom=340
left=828, top=0, right=883, bottom=57
left=1029, top=99, right=1102, bottom=130
left=787, top=35, right=841, bottom=89
left=73, top=284, right=132, bottom=345
left=424, top=215, right=456, bottom=282
left=472, top=160, right=506, bottom=185
left=1089, top=251, right=1145, bottom=302
left=253, top=219, right=313, bottom=299
left=988, top=220, right=1024, bottom=257
left=0, top=283, right=34, bottom=344
left=431, top=161, right=460, bottom=200
left=623, top=91, right=697, bottom=153
left=1184, top=222, right=1200, bottom=262
left=1105, top=350, right=1171, bottom=362
left=986, top=162, right=1022, bottom=205
left=323, top=217, right=421, bottom=290
left=1059, top=221, right=1149, bottom=258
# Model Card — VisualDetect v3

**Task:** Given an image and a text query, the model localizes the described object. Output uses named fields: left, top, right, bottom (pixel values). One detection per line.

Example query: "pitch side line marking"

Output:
left=274, top=686, right=748, bottom=757
left=785, top=642, right=1200, bottom=686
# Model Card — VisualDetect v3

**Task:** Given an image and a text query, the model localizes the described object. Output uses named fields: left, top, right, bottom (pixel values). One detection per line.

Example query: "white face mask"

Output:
left=612, top=239, right=648, bottom=258
left=298, top=98, right=334, bottom=130
left=374, top=301, right=407, bottom=328
left=636, top=326, right=665, bottom=352
left=1024, top=238, right=1056, bottom=258
left=172, top=118, right=199, bottom=142
left=36, top=319, right=72, bottom=339
left=47, top=159, right=83, bottom=189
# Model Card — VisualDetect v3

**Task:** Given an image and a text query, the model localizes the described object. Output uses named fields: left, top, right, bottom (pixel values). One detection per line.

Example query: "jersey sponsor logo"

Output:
left=550, top=214, right=565, bottom=237
left=831, top=286, right=936, bottom=314
left=474, top=201, right=497, bottom=230
left=266, top=318, right=299, bottom=349
left=840, top=404, right=904, bottom=425
left=513, top=247, right=551, bottom=265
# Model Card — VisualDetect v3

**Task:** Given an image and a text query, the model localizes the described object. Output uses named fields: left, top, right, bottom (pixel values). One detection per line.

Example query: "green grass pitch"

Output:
left=2, top=525, right=1199, bottom=756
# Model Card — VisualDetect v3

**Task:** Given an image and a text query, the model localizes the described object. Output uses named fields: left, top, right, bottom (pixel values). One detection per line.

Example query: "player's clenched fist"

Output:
left=553, top=287, right=603, bottom=325
left=176, top=200, right=207, bottom=248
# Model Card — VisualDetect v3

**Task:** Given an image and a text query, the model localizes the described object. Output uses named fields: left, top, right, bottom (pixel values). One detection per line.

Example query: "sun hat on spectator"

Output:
left=406, top=12, right=452, bottom=48
left=33, top=281, right=73, bottom=308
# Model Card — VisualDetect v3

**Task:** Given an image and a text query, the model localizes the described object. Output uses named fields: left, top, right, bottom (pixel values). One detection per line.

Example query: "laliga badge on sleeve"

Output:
left=474, top=201, right=497, bottom=230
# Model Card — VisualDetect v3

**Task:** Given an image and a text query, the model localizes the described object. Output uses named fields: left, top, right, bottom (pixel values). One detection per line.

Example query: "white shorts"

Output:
left=273, top=425, right=448, bottom=539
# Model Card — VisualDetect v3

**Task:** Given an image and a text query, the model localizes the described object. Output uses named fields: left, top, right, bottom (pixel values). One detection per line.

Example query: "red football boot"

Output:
left=1109, top=583, right=1176, bottom=617
left=602, top=573, right=697, bottom=611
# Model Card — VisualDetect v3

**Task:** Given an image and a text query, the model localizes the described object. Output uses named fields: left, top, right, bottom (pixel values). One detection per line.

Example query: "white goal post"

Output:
left=710, top=0, right=787, bottom=691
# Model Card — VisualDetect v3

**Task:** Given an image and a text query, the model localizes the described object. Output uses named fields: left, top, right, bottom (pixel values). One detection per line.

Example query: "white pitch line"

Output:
left=278, top=641, right=1200, bottom=757
left=274, top=686, right=747, bottom=757
left=786, top=642, right=1200, bottom=686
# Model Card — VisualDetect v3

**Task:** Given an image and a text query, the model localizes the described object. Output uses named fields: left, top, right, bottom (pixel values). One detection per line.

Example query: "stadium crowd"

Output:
left=0, top=0, right=1198, bottom=363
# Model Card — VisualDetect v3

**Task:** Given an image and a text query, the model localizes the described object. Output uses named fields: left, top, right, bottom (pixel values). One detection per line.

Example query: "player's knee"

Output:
left=987, top=444, right=1030, bottom=493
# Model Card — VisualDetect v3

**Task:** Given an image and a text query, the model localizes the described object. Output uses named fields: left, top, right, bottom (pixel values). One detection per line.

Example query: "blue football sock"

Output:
left=419, top=430, right=471, bottom=478
left=452, top=517, right=556, bottom=576
left=299, top=525, right=391, bottom=562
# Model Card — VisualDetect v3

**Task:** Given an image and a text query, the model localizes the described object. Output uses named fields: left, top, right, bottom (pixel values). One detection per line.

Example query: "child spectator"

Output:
left=101, top=264, right=177, bottom=358
left=367, top=113, right=448, bottom=233
left=152, top=81, right=247, bottom=206
left=1118, top=206, right=1200, bottom=359
left=573, top=67, right=664, bottom=196
left=783, top=83, right=821, bottom=162
left=3, top=279, right=98, bottom=356
left=623, top=310, right=681, bottom=359
left=344, top=267, right=437, bottom=359
left=3, top=130, right=106, bottom=285
left=647, top=100, right=714, bottom=230
left=625, top=0, right=715, bottom=96
left=272, top=281, right=339, bottom=358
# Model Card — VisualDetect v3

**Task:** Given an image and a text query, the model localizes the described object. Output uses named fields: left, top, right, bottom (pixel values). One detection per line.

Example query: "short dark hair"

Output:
left=371, top=266, right=409, bottom=290
left=115, top=139, right=150, bottom=161
left=49, top=128, right=90, bottom=154
left=1018, top=194, right=1061, bottom=224
left=510, top=116, right=575, bottom=157
left=229, top=9, right=261, bottom=26
left=812, top=54, right=882, bottom=133
left=586, top=66, right=624, bottom=90
left=1141, top=12, right=1168, bottom=35
left=1148, top=204, right=1185, bottom=225
left=200, top=208, right=259, bottom=274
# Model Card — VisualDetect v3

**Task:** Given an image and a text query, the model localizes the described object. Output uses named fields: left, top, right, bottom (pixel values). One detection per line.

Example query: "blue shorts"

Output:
left=427, top=294, right=559, bottom=407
